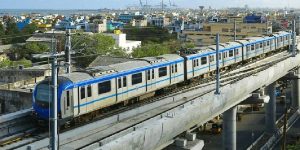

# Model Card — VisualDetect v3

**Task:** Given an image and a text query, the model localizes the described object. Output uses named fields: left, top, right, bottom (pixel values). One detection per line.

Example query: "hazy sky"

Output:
left=0, top=0, right=299, bottom=9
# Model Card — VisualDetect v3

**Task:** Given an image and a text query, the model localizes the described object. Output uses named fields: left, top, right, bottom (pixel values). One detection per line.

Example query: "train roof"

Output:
left=142, top=54, right=183, bottom=64
left=220, top=42, right=241, bottom=49
left=207, top=44, right=225, bottom=50
left=272, top=31, right=291, bottom=37
left=89, top=56, right=134, bottom=67
left=60, top=72, right=93, bottom=83
left=109, top=60, right=151, bottom=72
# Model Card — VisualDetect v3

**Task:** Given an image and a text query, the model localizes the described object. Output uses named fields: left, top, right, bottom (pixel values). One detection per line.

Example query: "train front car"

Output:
left=32, top=77, right=73, bottom=124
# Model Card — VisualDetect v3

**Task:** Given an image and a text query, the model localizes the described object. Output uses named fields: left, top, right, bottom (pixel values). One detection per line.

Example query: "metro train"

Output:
left=33, top=31, right=292, bottom=124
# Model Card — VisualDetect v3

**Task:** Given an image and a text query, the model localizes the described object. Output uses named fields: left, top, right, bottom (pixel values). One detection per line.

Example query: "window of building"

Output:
left=229, top=50, right=234, bottom=57
left=98, top=81, right=111, bottom=94
left=132, top=73, right=143, bottom=85
left=201, top=57, right=207, bottom=65
left=87, top=85, right=92, bottom=97
left=158, top=67, right=167, bottom=77
left=80, top=87, right=85, bottom=99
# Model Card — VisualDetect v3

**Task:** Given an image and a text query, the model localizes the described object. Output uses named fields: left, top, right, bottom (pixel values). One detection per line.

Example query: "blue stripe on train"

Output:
left=74, top=73, right=184, bottom=108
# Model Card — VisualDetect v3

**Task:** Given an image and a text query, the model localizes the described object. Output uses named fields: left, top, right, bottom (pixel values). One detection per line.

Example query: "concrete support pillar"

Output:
left=291, top=68, right=300, bottom=109
left=265, top=82, right=276, bottom=133
left=222, top=106, right=237, bottom=150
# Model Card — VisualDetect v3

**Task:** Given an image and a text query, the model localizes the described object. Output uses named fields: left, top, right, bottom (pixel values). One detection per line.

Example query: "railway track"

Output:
left=3, top=51, right=293, bottom=149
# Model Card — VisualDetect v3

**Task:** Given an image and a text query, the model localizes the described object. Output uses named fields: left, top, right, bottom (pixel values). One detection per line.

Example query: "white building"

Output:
left=105, top=33, right=141, bottom=54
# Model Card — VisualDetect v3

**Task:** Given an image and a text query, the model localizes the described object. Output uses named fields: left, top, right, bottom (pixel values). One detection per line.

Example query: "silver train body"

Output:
left=33, top=31, right=292, bottom=122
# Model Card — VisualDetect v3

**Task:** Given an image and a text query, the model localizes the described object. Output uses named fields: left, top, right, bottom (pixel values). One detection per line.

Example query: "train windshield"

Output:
left=36, top=84, right=53, bottom=103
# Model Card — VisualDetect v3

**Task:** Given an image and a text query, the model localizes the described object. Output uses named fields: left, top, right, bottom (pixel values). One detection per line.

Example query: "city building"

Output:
left=183, top=22, right=272, bottom=46
left=104, top=30, right=141, bottom=54
left=86, top=19, right=107, bottom=33
left=118, top=13, right=144, bottom=23
left=149, top=16, right=171, bottom=27
left=131, top=19, right=148, bottom=27
left=16, top=18, right=31, bottom=30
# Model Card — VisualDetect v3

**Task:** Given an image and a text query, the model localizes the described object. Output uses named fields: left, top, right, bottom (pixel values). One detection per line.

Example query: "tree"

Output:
left=0, top=23, right=4, bottom=44
left=22, top=23, right=37, bottom=34
left=0, top=58, right=32, bottom=68
left=123, top=26, right=177, bottom=44
left=4, top=20, right=22, bottom=44
left=132, top=43, right=170, bottom=58
left=72, top=33, right=117, bottom=55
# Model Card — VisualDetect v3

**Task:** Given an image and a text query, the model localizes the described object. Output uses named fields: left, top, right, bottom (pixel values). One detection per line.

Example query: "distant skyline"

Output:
left=0, top=0, right=300, bottom=9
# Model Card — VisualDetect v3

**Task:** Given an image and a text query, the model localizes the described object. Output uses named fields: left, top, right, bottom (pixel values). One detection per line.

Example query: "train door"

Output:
left=61, top=90, right=73, bottom=119
left=117, top=77, right=128, bottom=102
left=208, top=55, right=215, bottom=71
left=86, top=85, right=93, bottom=111
left=170, top=63, right=178, bottom=83
left=78, top=86, right=87, bottom=114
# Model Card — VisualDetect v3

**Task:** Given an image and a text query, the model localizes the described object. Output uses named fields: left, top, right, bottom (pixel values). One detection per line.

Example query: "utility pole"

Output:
left=234, top=19, right=237, bottom=41
left=65, top=29, right=71, bottom=73
left=292, top=19, right=296, bottom=56
left=50, top=30, right=58, bottom=150
left=215, top=34, right=220, bottom=94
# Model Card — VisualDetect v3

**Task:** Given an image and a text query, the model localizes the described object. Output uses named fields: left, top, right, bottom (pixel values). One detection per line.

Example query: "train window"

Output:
left=87, top=85, right=92, bottom=97
left=147, top=70, right=151, bottom=80
left=251, top=45, right=255, bottom=51
left=229, top=50, right=234, bottom=57
left=267, top=41, right=270, bottom=46
left=152, top=69, right=154, bottom=79
left=118, top=78, right=122, bottom=89
left=158, top=67, right=167, bottom=77
left=223, top=52, right=226, bottom=58
left=201, top=57, right=207, bottom=65
left=271, top=40, right=273, bottom=45
left=123, top=77, right=127, bottom=87
left=98, top=81, right=111, bottom=94
left=255, top=44, right=259, bottom=49
left=263, top=42, right=266, bottom=46
left=193, top=60, right=196, bottom=67
left=80, top=87, right=85, bottom=99
left=66, top=91, right=70, bottom=107
left=219, top=54, right=222, bottom=60
left=196, top=59, right=199, bottom=66
left=246, top=46, right=250, bottom=52
left=260, top=43, right=263, bottom=48
left=209, top=55, right=214, bottom=62
left=171, top=65, right=174, bottom=73
left=132, top=73, right=143, bottom=85
left=235, top=49, right=239, bottom=55
left=175, top=64, right=178, bottom=72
